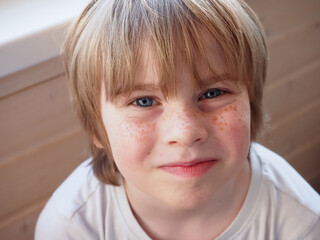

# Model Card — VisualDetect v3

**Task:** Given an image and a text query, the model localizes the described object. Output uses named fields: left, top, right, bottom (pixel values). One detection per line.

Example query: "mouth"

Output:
left=159, top=159, right=218, bottom=178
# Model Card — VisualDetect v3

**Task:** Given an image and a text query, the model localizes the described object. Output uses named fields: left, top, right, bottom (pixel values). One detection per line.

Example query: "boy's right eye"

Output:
left=199, top=88, right=224, bottom=100
left=133, top=97, right=156, bottom=107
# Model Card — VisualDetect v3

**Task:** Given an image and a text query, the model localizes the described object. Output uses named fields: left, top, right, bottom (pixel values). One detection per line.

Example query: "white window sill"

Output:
left=0, top=0, right=91, bottom=78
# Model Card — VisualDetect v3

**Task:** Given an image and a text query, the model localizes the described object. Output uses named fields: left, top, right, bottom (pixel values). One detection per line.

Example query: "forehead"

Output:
left=104, top=26, right=243, bottom=103
left=134, top=33, right=234, bottom=91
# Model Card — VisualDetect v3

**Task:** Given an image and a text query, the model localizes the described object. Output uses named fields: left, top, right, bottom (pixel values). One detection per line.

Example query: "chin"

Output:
left=165, top=187, right=215, bottom=211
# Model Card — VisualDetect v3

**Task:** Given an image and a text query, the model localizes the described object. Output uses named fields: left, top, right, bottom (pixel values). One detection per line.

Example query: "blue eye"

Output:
left=135, top=97, right=154, bottom=107
left=200, top=89, right=223, bottom=100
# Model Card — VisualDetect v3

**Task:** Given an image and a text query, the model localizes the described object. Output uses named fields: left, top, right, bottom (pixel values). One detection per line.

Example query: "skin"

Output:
left=99, top=41, right=251, bottom=239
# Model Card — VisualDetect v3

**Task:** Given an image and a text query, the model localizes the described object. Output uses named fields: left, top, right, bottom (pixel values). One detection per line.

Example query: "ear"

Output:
left=93, top=136, right=104, bottom=149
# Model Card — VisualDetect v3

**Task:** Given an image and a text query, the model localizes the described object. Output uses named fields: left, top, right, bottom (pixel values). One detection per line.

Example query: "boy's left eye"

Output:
left=199, top=89, right=224, bottom=100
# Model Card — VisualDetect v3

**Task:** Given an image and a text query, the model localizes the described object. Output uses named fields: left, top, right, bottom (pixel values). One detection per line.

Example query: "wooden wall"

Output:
left=246, top=0, right=320, bottom=191
left=0, top=0, right=319, bottom=239
left=0, top=58, right=91, bottom=239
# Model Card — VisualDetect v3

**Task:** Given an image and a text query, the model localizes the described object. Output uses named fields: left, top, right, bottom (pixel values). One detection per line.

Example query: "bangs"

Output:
left=95, top=0, right=254, bottom=102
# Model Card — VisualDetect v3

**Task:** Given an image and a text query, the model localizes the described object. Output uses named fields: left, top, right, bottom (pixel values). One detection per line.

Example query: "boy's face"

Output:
left=100, top=40, right=251, bottom=210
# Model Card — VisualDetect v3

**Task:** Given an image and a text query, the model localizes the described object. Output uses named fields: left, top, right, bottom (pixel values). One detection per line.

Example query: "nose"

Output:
left=161, top=105, right=208, bottom=147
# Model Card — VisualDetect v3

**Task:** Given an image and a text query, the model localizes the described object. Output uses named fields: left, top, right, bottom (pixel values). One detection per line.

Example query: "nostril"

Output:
left=169, top=140, right=178, bottom=145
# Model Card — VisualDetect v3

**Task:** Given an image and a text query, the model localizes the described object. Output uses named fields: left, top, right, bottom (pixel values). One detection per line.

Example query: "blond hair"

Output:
left=63, top=0, right=268, bottom=185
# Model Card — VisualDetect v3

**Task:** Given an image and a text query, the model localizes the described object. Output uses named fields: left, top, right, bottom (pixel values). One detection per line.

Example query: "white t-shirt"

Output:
left=35, top=143, right=320, bottom=239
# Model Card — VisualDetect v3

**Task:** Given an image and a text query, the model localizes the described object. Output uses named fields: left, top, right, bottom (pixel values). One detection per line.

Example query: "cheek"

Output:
left=119, top=119, right=156, bottom=143
left=210, top=104, right=250, bottom=141
left=105, top=117, right=156, bottom=163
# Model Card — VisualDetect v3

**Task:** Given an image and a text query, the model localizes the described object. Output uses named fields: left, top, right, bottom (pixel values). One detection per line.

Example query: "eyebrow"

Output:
left=202, top=73, right=235, bottom=82
left=114, top=73, right=236, bottom=100
left=129, top=83, right=161, bottom=92
left=198, top=73, right=236, bottom=87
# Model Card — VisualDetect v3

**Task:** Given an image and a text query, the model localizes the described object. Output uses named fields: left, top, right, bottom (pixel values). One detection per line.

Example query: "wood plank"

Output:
left=246, top=0, right=320, bottom=38
left=0, top=57, right=64, bottom=99
left=0, top=128, right=90, bottom=218
left=266, top=18, right=320, bottom=86
left=0, top=75, right=80, bottom=164
left=263, top=59, right=320, bottom=124
left=306, top=169, right=320, bottom=194
left=258, top=99, right=320, bottom=156
left=285, top=135, right=320, bottom=178
left=0, top=199, right=47, bottom=240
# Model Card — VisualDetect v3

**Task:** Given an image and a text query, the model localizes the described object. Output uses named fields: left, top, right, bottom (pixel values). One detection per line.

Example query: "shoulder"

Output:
left=251, top=142, right=320, bottom=213
left=250, top=143, right=320, bottom=238
left=35, top=158, right=118, bottom=239
left=35, top=159, right=151, bottom=240
left=45, top=158, right=103, bottom=220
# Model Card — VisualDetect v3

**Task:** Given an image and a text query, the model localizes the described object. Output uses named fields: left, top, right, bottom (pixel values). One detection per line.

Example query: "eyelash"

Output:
left=131, top=88, right=225, bottom=108
left=199, top=88, right=225, bottom=100
left=133, top=97, right=158, bottom=107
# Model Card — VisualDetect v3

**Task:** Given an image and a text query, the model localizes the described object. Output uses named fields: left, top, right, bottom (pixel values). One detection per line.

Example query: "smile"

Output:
left=159, top=160, right=218, bottom=178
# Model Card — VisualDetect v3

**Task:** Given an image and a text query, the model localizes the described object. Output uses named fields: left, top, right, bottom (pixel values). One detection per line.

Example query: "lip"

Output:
left=159, top=159, right=218, bottom=178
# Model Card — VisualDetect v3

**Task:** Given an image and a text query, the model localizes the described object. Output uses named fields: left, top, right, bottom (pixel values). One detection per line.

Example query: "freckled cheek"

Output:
left=210, top=105, right=250, bottom=135
left=107, top=119, right=157, bottom=162
left=106, top=119, right=156, bottom=168
left=209, top=105, right=251, bottom=158
left=118, top=120, right=156, bottom=143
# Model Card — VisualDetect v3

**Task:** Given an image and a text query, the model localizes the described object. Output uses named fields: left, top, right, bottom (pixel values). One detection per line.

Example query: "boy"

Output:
left=35, top=0, right=320, bottom=239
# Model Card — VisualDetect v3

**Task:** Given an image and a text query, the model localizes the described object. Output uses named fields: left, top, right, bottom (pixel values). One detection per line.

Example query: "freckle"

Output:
left=212, top=116, right=218, bottom=122
left=219, top=127, right=224, bottom=131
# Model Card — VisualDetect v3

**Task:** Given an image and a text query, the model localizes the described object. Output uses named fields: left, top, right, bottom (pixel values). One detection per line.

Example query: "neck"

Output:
left=125, top=160, right=251, bottom=240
